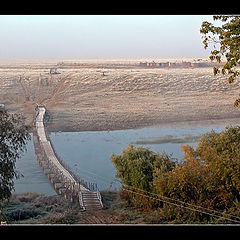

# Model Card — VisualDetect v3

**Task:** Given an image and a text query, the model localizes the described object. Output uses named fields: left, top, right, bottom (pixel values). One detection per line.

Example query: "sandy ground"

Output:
left=1, top=58, right=240, bottom=132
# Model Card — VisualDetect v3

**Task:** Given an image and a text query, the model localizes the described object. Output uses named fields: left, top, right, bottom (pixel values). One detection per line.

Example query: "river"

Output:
left=14, top=120, right=239, bottom=195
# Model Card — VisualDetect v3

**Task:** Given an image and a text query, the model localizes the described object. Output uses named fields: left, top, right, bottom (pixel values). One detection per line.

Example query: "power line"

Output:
left=13, top=163, right=239, bottom=223
left=119, top=182, right=240, bottom=222
left=68, top=165, right=240, bottom=223
left=74, top=165, right=119, bottom=185
left=121, top=187, right=240, bottom=224
left=25, top=151, right=240, bottom=223
left=53, top=162, right=240, bottom=223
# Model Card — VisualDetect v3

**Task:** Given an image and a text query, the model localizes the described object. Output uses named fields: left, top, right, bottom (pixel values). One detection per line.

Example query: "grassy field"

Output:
left=2, top=191, right=162, bottom=224
left=1, top=58, right=240, bottom=132
left=1, top=191, right=119, bottom=224
left=2, top=190, right=229, bottom=224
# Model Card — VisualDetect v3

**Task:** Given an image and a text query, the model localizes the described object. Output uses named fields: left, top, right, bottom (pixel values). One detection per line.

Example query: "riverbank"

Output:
left=1, top=59, right=240, bottom=133
left=46, top=116, right=240, bottom=133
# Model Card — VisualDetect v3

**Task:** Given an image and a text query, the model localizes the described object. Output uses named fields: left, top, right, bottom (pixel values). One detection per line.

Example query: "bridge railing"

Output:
left=48, top=137, right=99, bottom=191
left=36, top=128, right=99, bottom=192
left=35, top=106, right=101, bottom=200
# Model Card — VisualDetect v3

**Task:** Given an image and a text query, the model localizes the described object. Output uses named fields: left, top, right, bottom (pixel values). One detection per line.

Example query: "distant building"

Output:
left=169, top=62, right=177, bottom=67
left=50, top=68, right=60, bottom=74
left=139, top=62, right=147, bottom=67
left=181, top=61, right=191, bottom=68
left=147, top=61, right=158, bottom=67
left=139, top=60, right=209, bottom=68
left=191, top=62, right=201, bottom=67
left=160, top=62, right=170, bottom=67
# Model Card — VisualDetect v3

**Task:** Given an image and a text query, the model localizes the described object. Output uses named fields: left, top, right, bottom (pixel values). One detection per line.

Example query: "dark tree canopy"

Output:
left=200, top=16, right=240, bottom=106
left=0, top=109, right=31, bottom=202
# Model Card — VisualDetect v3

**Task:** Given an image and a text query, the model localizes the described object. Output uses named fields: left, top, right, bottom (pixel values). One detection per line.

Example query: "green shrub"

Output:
left=6, top=207, right=42, bottom=221
left=111, top=127, right=240, bottom=223
left=196, top=127, right=240, bottom=209
left=111, top=144, right=176, bottom=209
left=155, top=126, right=240, bottom=217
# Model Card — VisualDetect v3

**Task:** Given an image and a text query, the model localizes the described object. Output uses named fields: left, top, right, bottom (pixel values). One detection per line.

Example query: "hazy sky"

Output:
left=0, top=15, right=214, bottom=60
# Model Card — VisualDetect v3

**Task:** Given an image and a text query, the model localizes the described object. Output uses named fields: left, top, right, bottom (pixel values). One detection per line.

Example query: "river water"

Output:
left=13, top=121, right=238, bottom=195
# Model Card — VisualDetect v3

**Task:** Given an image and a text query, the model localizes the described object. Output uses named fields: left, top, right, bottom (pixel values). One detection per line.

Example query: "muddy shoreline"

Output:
left=45, top=114, right=240, bottom=133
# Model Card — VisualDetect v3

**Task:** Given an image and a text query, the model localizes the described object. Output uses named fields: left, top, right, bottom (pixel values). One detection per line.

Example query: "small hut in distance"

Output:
left=50, top=68, right=60, bottom=74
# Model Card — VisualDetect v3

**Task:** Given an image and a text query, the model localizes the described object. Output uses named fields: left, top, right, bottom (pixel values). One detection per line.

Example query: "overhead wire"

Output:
left=121, top=187, right=240, bottom=224
left=120, top=183, right=240, bottom=223
left=118, top=182, right=240, bottom=222
left=32, top=128, right=240, bottom=224
left=17, top=161, right=240, bottom=224
left=69, top=165, right=240, bottom=223
left=71, top=165, right=238, bottom=220
left=74, top=165, right=119, bottom=185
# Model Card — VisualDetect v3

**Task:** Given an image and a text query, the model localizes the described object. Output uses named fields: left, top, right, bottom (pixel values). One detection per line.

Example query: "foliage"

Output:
left=1, top=192, right=78, bottom=224
left=0, top=109, right=31, bottom=203
left=200, top=16, right=240, bottom=106
left=196, top=127, right=240, bottom=209
left=111, top=144, right=176, bottom=209
left=111, top=127, right=240, bottom=223
left=1, top=193, right=46, bottom=223
left=155, top=126, right=240, bottom=213
left=155, top=144, right=210, bottom=208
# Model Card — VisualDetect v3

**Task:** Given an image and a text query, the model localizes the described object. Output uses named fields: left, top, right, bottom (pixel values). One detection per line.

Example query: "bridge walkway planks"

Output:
left=34, top=106, right=103, bottom=210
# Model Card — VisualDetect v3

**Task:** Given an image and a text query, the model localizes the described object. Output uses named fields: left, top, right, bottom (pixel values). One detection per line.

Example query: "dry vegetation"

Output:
left=1, top=191, right=120, bottom=224
left=2, top=59, right=240, bottom=224
left=0, top=58, right=240, bottom=132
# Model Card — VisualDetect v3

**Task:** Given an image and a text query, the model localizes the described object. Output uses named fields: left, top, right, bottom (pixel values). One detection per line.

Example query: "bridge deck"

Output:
left=35, top=106, right=103, bottom=210
left=36, top=107, right=88, bottom=191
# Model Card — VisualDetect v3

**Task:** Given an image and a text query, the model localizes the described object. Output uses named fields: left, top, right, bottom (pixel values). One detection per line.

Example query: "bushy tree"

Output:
left=111, top=127, right=240, bottom=223
left=154, top=144, right=210, bottom=208
left=0, top=109, right=31, bottom=203
left=111, top=144, right=175, bottom=209
left=156, top=126, right=240, bottom=211
left=196, top=127, right=240, bottom=209
left=200, top=16, right=240, bottom=106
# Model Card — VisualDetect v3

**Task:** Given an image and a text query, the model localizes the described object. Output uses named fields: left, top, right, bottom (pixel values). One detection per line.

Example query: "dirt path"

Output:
left=43, top=73, right=73, bottom=106
left=76, top=210, right=120, bottom=224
